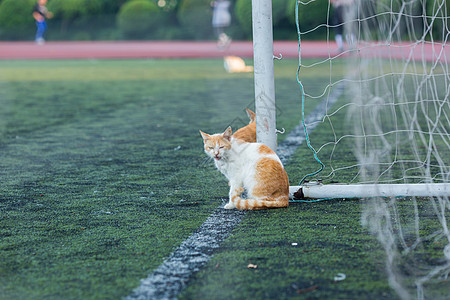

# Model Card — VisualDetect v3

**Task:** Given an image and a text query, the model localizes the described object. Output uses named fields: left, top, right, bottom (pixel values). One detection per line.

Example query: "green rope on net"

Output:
left=295, top=0, right=325, bottom=186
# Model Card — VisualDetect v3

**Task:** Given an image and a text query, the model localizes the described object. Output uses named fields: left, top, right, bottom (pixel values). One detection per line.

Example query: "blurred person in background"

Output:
left=33, top=0, right=53, bottom=44
left=211, top=0, right=231, bottom=49
left=330, top=0, right=356, bottom=52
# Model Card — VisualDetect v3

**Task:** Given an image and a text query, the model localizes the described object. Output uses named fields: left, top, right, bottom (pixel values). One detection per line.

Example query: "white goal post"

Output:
left=252, top=0, right=277, bottom=152
left=253, top=1, right=450, bottom=299
left=289, top=182, right=450, bottom=200
left=252, top=0, right=449, bottom=200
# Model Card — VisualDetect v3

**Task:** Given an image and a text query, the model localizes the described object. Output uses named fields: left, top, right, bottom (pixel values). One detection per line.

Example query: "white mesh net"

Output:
left=297, top=0, right=449, bottom=298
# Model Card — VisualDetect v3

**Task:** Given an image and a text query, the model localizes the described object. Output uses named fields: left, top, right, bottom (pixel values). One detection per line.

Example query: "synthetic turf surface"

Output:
left=0, top=58, right=333, bottom=299
left=1, top=58, right=447, bottom=299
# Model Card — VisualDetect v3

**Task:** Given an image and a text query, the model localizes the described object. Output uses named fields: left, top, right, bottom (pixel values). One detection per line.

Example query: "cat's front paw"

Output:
left=224, top=202, right=235, bottom=209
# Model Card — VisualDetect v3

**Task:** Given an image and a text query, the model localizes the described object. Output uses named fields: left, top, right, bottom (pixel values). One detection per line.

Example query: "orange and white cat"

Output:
left=232, top=108, right=256, bottom=143
left=200, top=126, right=289, bottom=210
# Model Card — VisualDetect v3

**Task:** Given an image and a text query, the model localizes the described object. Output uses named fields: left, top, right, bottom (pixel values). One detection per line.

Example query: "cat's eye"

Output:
left=219, top=146, right=224, bottom=149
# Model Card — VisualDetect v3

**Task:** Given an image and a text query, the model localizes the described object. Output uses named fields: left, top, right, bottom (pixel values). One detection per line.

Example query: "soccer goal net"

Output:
left=292, top=0, right=449, bottom=299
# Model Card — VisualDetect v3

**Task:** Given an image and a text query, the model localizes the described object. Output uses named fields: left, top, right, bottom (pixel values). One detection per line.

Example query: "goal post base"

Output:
left=289, top=183, right=450, bottom=200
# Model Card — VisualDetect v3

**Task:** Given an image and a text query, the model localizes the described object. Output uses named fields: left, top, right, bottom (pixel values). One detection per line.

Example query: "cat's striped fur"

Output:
left=200, top=126, right=289, bottom=210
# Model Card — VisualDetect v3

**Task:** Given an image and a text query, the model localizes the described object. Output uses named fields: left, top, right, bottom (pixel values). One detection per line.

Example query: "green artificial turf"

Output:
left=0, top=58, right=326, bottom=299
left=180, top=200, right=396, bottom=300
left=1, top=58, right=447, bottom=300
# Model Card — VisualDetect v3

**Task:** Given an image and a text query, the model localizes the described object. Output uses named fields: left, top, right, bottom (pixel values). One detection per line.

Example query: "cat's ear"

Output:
left=246, top=108, right=256, bottom=123
left=223, top=126, right=232, bottom=141
left=199, top=130, right=210, bottom=141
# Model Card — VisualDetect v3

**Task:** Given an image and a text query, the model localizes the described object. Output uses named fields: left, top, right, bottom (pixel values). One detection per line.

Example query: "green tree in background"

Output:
left=47, top=0, right=103, bottom=34
left=426, top=0, right=450, bottom=40
left=286, top=0, right=328, bottom=39
left=117, top=0, right=163, bottom=39
left=234, top=0, right=252, bottom=36
left=0, top=0, right=35, bottom=40
left=0, top=0, right=448, bottom=42
left=99, top=0, right=128, bottom=14
left=177, top=0, right=212, bottom=39
left=235, top=0, right=289, bottom=38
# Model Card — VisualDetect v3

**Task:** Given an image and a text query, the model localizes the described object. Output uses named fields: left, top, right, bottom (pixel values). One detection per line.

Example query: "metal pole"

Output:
left=252, top=0, right=277, bottom=151
left=289, top=183, right=450, bottom=200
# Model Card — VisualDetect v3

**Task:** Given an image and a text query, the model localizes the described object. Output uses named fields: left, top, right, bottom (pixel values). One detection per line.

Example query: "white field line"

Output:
left=125, top=83, right=344, bottom=300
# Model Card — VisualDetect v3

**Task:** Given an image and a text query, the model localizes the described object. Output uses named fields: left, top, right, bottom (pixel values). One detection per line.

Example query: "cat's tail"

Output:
left=228, top=194, right=289, bottom=210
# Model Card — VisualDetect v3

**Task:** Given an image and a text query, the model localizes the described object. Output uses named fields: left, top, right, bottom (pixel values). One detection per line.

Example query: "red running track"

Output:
left=0, top=41, right=310, bottom=60
left=0, top=40, right=448, bottom=62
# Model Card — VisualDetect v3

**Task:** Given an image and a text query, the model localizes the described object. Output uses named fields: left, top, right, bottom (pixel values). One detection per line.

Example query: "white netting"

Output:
left=297, top=0, right=449, bottom=299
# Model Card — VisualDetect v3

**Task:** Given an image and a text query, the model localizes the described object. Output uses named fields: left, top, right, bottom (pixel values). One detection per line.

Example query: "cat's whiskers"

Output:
left=199, top=156, right=214, bottom=167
